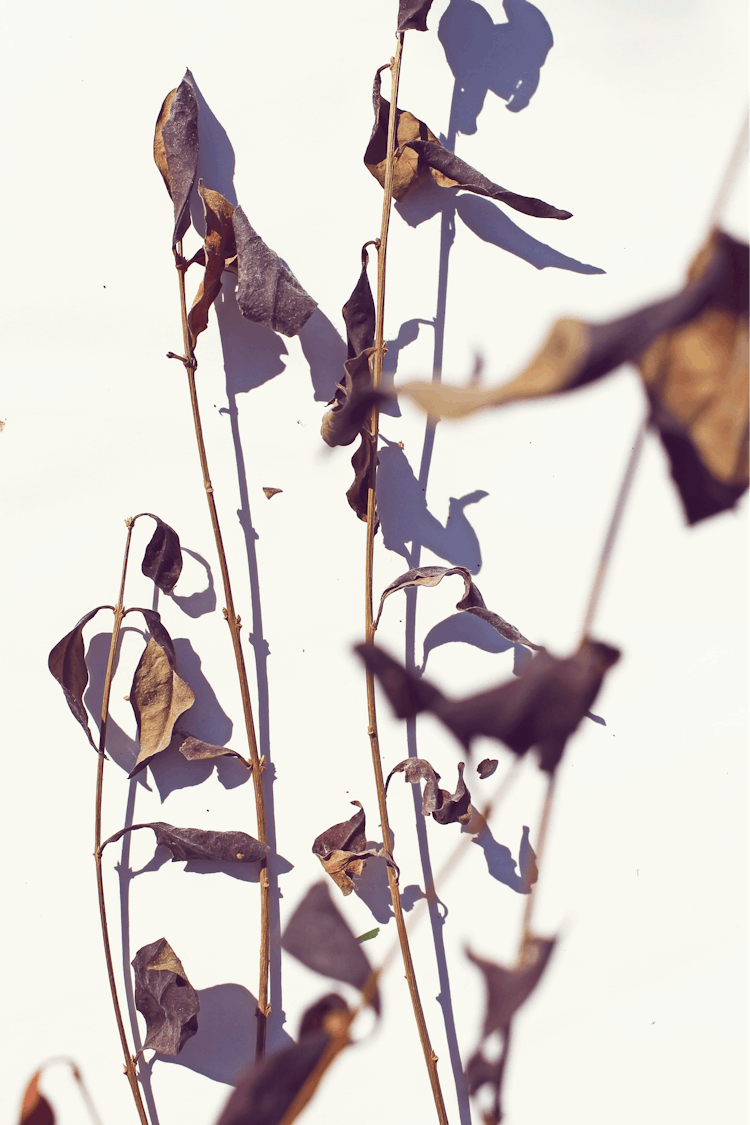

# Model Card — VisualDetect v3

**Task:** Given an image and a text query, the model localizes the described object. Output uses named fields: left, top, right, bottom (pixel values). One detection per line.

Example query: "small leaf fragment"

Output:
left=282, top=882, right=380, bottom=1011
left=48, top=606, right=112, bottom=751
left=154, top=71, right=199, bottom=247
left=232, top=206, right=317, bottom=337
left=263, top=487, right=283, bottom=499
left=132, top=937, right=200, bottom=1055
left=177, top=732, right=248, bottom=765
left=19, top=1072, right=54, bottom=1125
left=397, top=0, right=435, bottom=31
left=312, top=801, right=396, bottom=896
left=139, top=513, right=183, bottom=594
left=477, top=758, right=498, bottom=779
left=187, top=184, right=236, bottom=345
left=128, top=610, right=195, bottom=776
left=101, top=822, right=268, bottom=864
left=356, top=927, right=380, bottom=943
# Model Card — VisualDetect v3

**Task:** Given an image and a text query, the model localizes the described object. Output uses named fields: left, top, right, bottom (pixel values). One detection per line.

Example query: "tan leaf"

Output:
left=364, top=68, right=444, bottom=202
left=129, top=610, right=195, bottom=776
left=187, top=183, right=236, bottom=345
left=263, top=487, right=283, bottom=499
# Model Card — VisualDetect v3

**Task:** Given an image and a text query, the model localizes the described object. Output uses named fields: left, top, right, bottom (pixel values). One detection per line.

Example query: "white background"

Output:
left=2, top=1, right=747, bottom=1124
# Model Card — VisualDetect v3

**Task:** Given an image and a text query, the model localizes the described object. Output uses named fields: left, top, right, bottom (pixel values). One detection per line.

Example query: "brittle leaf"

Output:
left=177, top=732, right=248, bottom=766
left=132, top=937, right=200, bottom=1055
left=477, top=758, right=498, bottom=779
left=282, top=882, right=380, bottom=1012
left=263, top=487, right=283, bottom=499
left=187, top=183, right=236, bottom=345
left=343, top=243, right=376, bottom=359
left=232, top=206, right=317, bottom=337
left=385, top=758, right=442, bottom=816
left=321, top=349, right=377, bottom=448
left=128, top=610, right=195, bottom=777
left=139, top=513, right=183, bottom=594
left=48, top=606, right=113, bottom=751
left=312, top=802, right=397, bottom=895
left=397, top=0, right=435, bottom=31
left=432, top=761, right=473, bottom=825
left=154, top=71, right=199, bottom=247
left=19, top=1072, right=54, bottom=1125
left=346, top=431, right=378, bottom=523
left=101, top=822, right=268, bottom=864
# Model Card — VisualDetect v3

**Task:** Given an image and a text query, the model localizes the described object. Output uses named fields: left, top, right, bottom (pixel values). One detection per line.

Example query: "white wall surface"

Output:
left=2, top=2, right=747, bottom=1124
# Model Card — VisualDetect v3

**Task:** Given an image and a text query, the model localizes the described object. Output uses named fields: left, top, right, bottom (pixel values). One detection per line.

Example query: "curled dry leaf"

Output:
left=215, top=994, right=350, bottom=1125
left=139, top=512, right=183, bottom=594
left=312, top=801, right=397, bottom=895
left=433, top=761, right=473, bottom=825
left=187, top=184, right=236, bottom=345
left=48, top=606, right=112, bottom=751
left=100, top=822, right=268, bottom=864
left=356, top=638, right=620, bottom=773
left=132, top=937, right=200, bottom=1055
left=263, top=487, right=283, bottom=499
left=375, top=564, right=543, bottom=650
left=154, top=70, right=199, bottom=247
left=346, top=431, right=378, bottom=523
left=282, top=882, right=380, bottom=1012
left=396, top=231, right=748, bottom=523
left=386, top=759, right=472, bottom=824
left=19, top=1072, right=54, bottom=1125
left=364, top=69, right=570, bottom=219
left=128, top=610, right=195, bottom=777
left=320, top=349, right=377, bottom=447
left=397, top=0, right=435, bottom=31
left=477, top=758, right=498, bottom=779
left=176, top=732, right=248, bottom=766
left=232, top=206, right=317, bottom=337
left=343, top=242, right=376, bottom=360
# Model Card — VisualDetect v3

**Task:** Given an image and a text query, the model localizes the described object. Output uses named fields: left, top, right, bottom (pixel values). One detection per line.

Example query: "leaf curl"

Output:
left=187, top=184, right=236, bottom=345
left=312, top=801, right=396, bottom=895
left=232, top=206, right=317, bottom=337
left=176, top=732, right=248, bottom=766
left=153, top=70, right=199, bottom=247
left=100, top=822, right=268, bottom=864
left=128, top=610, right=195, bottom=777
left=397, top=0, right=435, bottom=31
left=132, top=938, right=200, bottom=1056
left=48, top=606, right=113, bottom=751
left=139, top=513, right=183, bottom=594
left=320, top=349, right=376, bottom=448
left=386, top=758, right=472, bottom=824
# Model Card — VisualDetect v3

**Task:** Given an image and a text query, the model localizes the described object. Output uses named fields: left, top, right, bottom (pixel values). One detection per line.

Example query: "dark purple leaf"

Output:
left=312, top=802, right=397, bottom=896
left=128, top=609, right=195, bottom=777
left=282, top=882, right=380, bottom=1012
left=139, top=513, right=183, bottom=594
left=477, top=758, right=498, bottom=779
left=468, top=935, right=556, bottom=1038
left=153, top=70, right=199, bottom=247
left=386, top=758, right=443, bottom=816
left=397, top=0, right=435, bottom=31
left=346, top=431, right=379, bottom=524
left=19, top=1072, right=54, bottom=1125
left=132, top=937, right=200, bottom=1055
left=232, top=206, right=317, bottom=337
left=48, top=606, right=113, bottom=751
left=320, top=349, right=376, bottom=448
left=432, top=761, right=473, bottom=825
left=100, top=822, right=268, bottom=864
left=343, top=242, right=376, bottom=359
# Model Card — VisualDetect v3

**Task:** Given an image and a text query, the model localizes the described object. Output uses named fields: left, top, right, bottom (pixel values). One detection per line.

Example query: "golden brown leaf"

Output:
left=128, top=610, right=195, bottom=777
left=187, top=183, right=236, bottom=345
left=262, top=487, right=283, bottom=499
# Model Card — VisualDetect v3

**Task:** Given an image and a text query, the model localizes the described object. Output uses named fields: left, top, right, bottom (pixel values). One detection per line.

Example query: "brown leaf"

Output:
left=154, top=71, right=199, bottom=247
left=187, top=183, right=236, bottom=345
left=375, top=564, right=543, bottom=649
left=48, top=606, right=113, bottom=751
left=477, top=758, right=498, bottom=779
left=321, top=349, right=377, bottom=448
left=356, top=638, right=620, bottom=773
left=128, top=610, right=195, bottom=777
left=346, top=431, right=378, bottom=524
left=19, top=1073, right=54, bottom=1125
left=312, top=802, right=397, bottom=895
left=397, top=0, right=435, bottom=31
left=385, top=758, right=443, bottom=816
left=263, top=487, right=283, bottom=499
left=432, top=761, right=473, bottom=825
left=281, top=882, right=380, bottom=1011
left=132, top=937, right=200, bottom=1055
left=343, top=242, right=376, bottom=359
left=232, top=206, right=317, bottom=337
left=101, top=822, right=268, bottom=864
left=177, top=732, right=248, bottom=765
left=139, top=512, right=183, bottom=594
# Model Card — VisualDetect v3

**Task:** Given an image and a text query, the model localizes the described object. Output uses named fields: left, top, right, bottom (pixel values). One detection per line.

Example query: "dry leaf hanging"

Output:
left=343, top=242, right=377, bottom=360
left=312, top=801, right=396, bottom=896
left=139, top=512, right=183, bottom=594
left=232, top=206, right=317, bottom=337
left=19, top=1072, right=54, bottom=1125
left=132, top=937, right=200, bottom=1055
left=128, top=609, right=195, bottom=776
left=397, top=0, right=435, bottom=31
left=321, top=348, right=377, bottom=448
left=154, top=70, right=199, bottom=247
left=101, top=822, right=268, bottom=864
left=356, top=638, right=620, bottom=773
left=187, top=184, right=236, bottom=345
left=48, top=606, right=113, bottom=751
left=346, top=431, right=378, bottom=522
left=386, top=758, right=473, bottom=824
left=375, top=564, right=543, bottom=650
left=176, top=732, right=248, bottom=766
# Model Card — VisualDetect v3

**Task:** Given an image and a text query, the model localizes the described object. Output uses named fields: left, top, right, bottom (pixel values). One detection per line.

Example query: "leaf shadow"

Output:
left=84, top=628, right=150, bottom=786
left=463, top=818, right=537, bottom=893
left=421, top=613, right=534, bottom=676
left=129, top=842, right=293, bottom=884
left=170, top=548, right=217, bottom=619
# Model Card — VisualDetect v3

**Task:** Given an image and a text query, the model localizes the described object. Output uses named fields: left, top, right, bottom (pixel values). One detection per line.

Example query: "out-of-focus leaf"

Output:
left=128, top=610, right=195, bottom=777
left=139, top=513, right=183, bottom=594
left=101, top=822, right=268, bottom=864
left=386, top=758, right=472, bottom=824
left=375, top=565, right=543, bottom=649
left=469, top=935, right=555, bottom=1036
left=177, top=732, right=248, bottom=766
left=397, top=0, right=435, bottom=31
left=321, top=349, right=377, bottom=448
left=356, top=639, right=620, bottom=773
left=19, top=1072, right=54, bottom=1125
left=312, top=801, right=396, bottom=895
left=154, top=71, right=199, bottom=247
left=232, top=206, right=317, bottom=337
left=282, top=882, right=380, bottom=1012
left=215, top=994, right=349, bottom=1125
left=346, top=431, right=378, bottom=524
left=48, top=606, right=112, bottom=751
left=132, top=937, right=200, bottom=1055
left=343, top=243, right=376, bottom=359
left=188, top=183, right=236, bottom=345
left=477, top=758, right=498, bottom=779
left=263, top=487, right=283, bottom=499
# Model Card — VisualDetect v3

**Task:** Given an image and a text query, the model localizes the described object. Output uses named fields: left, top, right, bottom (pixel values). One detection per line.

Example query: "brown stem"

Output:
left=93, top=518, right=149, bottom=1125
left=363, top=34, right=449, bottom=1125
left=172, top=244, right=270, bottom=1060
left=518, top=770, right=557, bottom=950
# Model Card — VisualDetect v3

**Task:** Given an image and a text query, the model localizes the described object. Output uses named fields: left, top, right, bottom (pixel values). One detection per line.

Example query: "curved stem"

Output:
left=93, top=518, right=149, bottom=1125
left=172, top=245, right=270, bottom=1060
left=363, top=33, right=449, bottom=1125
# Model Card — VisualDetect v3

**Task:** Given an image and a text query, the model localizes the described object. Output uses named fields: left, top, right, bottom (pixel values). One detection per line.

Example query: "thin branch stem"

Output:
left=93, top=518, right=149, bottom=1125
left=362, top=34, right=449, bottom=1125
left=37, top=1058, right=104, bottom=1125
left=518, top=770, right=557, bottom=948
left=172, top=243, right=271, bottom=1060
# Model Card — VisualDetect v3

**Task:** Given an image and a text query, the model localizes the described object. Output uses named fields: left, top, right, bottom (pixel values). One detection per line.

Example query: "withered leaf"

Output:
left=262, top=487, right=283, bottom=499
left=215, top=994, right=349, bottom=1125
left=128, top=610, right=195, bottom=777
left=177, top=732, right=248, bottom=766
left=343, top=242, right=376, bottom=359
left=356, top=639, right=620, bottom=773
left=397, top=0, right=435, bottom=31
left=321, top=349, right=377, bottom=447
left=48, top=606, right=112, bottom=751
left=154, top=71, right=199, bottom=247
left=139, top=512, right=183, bottom=594
left=232, top=206, right=317, bottom=337
left=132, top=937, right=200, bottom=1055
left=477, top=758, right=498, bottom=779
left=187, top=183, right=236, bottom=345
left=375, top=565, right=542, bottom=649
left=312, top=801, right=396, bottom=895
left=432, top=761, right=473, bottom=825
left=469, top=935, right=556, bottom=1038
left=101, top=822, right=268, bottom=864
left=386, top=758, right=472, bottom=824
left=282, top=882, right=380, bottom=1011
left=346, top=430, right=378, bottom=523
left=19, top=1072, right=54, bottom=1125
